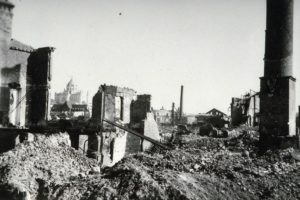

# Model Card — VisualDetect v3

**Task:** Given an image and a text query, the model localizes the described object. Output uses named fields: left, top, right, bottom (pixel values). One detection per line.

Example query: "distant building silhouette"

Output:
left=54, top=78, right=82, bottom=105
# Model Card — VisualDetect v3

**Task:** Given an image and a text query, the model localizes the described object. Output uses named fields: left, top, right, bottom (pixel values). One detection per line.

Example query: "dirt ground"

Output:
left=0, top=128, right=300, bottom=200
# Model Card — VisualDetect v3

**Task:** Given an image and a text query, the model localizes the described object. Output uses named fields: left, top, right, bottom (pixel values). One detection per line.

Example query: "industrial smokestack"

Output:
left=259, top=0, right=296, bottom=150
left=179, top=85, right=183, bottom=121
left=264, top=0, right=294, bottom=77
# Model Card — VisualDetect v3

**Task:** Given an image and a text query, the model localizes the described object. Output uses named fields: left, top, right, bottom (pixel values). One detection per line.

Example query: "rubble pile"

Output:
left=0, top=128, right=300, bottom=200
left=0, top=133, right=99, bottom=200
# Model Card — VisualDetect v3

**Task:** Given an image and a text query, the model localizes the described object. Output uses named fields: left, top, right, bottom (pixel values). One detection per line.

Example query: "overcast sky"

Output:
left=10, top=0, right=300, bottom=114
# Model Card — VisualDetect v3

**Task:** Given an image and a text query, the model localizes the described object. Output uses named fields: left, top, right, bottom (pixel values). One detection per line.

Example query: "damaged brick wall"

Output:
left=92, top=85, right=136, bottom=125
left=100, top=129, right=128, bottom=166
left=126, top=95, right=151, bottom=153
left=142, top=112, right=160, bottom=151
left=128, top=94, right=160, bottom=152
left=90, top=85, right=136, bottom=166
left=26, top=47, right=54, bottom=126
left=90, top=90, right=161, bottom=166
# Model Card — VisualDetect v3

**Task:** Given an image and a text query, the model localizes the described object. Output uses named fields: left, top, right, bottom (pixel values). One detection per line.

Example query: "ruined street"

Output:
left=0, top=128, right=300, bottom=199
left=1, top=0, right=300, bottom=199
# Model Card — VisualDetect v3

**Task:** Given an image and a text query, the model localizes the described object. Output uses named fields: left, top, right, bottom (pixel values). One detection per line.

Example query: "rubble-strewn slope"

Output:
left=0, top=129, right=300, bottom=200
left=0, top=133, right=99, bottom=200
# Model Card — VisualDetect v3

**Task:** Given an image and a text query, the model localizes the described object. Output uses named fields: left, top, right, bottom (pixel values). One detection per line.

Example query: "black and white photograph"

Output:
left=0, top=0, right=300, bottom=199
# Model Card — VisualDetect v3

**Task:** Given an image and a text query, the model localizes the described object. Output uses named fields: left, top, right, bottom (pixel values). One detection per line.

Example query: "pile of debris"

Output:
left=0, top=129, right=300, bottom=200
left=0, top=133, right=99, bottom=200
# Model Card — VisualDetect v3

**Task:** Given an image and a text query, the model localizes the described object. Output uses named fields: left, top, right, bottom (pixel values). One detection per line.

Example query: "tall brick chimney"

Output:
left=259, top=0, right=296, bottom=150
left=0, top=0, right=14, bottom=121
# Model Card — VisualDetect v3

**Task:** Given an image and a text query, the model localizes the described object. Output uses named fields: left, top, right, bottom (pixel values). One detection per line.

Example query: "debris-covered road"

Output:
left=0, top=128, right=299, bottom=200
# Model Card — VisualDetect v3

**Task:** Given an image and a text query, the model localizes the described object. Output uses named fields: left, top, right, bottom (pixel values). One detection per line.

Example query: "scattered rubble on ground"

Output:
left=0, top=128, right=300, bottom=200
left=0, top=133, right=99, bottom=200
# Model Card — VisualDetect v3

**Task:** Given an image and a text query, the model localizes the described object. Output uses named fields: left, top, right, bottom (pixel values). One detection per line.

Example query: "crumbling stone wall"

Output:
left=100, top=129, right=128, bottom=166
left=92, top=85, right=136, bottom=125
left=111, top=131, right=128, bottom=165
left=126, top=95, right=152, bottom=153
left=142, top=112, right=160, bottom=151
left=26, top=47, right=54, bottom=126
left=90, top=90, right=161, bottom=166
left=90, top=85, right=136, bottom=166
left=128, top=94, right=160, bottom=152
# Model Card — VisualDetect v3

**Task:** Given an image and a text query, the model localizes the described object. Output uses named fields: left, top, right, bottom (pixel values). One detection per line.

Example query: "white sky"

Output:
left=10, top=0, right=300, bottom=114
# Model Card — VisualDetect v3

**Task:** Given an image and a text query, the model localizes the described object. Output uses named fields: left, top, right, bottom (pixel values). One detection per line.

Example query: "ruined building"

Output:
left=85, top=85, right=136, bottom=166
left=231, top=91, right=260, bottom=127
left=153, top=107, right=172, bottom=125
left=0, top=0, right=54, bottom=127
left=80, top=88, right=160, bottom=167
left=196, top=108, right=229, bottom=128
